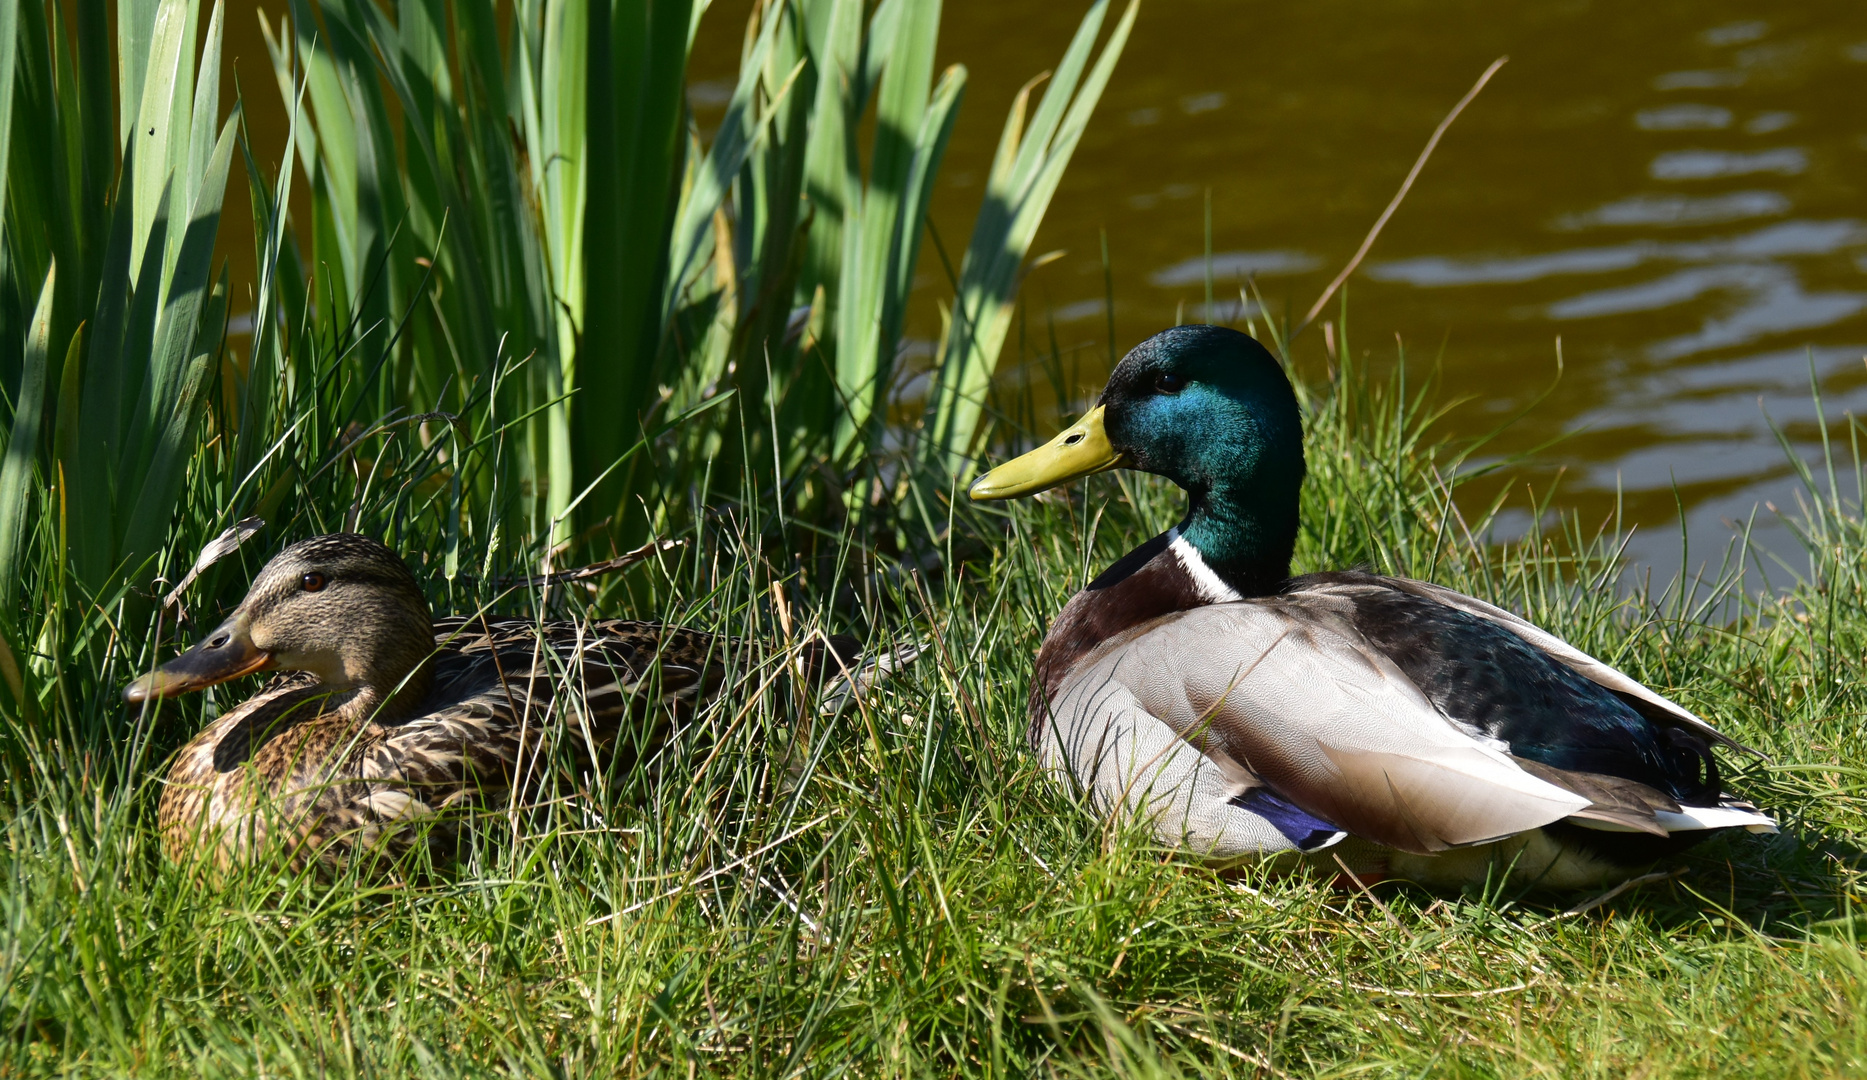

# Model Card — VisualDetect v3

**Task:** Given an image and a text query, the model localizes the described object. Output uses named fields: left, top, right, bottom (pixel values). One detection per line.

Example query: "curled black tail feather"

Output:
left=1660, top=727, right=1722, bottom=806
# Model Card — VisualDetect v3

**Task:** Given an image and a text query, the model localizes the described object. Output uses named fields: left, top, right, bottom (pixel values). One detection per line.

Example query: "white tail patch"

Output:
left=1569, top=803, right=1778, bottom=835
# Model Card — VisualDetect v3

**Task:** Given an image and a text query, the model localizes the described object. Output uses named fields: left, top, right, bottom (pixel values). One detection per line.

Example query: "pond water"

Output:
left=220, top=3, right=1867, bottom=582
left=698, top=0, right=1867, bottom=581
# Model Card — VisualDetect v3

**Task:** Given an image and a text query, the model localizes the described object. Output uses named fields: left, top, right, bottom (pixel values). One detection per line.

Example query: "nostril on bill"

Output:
left=209, top=635, right=229, bottom=649
left=1064, top=432, right=1084, bottom=446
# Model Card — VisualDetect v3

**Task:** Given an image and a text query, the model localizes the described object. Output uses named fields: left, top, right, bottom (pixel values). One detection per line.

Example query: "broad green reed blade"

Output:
left=0, top=266, right=53, bottom=610
left=580, top=0, right=695, bottom=542
left=116, top=0, right=164, bottom=146
left=128, top=0, right=196, bottom=282
left=65, top=152, right=139, bottom=588
left=832, top=0, right=944, bottom=456
left=895, top=66, right=967, bottom=336
left=183, top=0, right=222, bottom=233
left=0, top=0, right=15, bottom=229
left=662, top=11, right=781, bottom=318
left=927, top=0, right=1137, bottom=474
left=7, top=0, right=112, bottom=361
left=794, top=0, right=861, bottom=308
left=292, top=0, right=414, bottom=403
left=515, top=0, right=587, bottom=541
left=120, top=117, right=234, bottom=572
left=231, top=52, right=301, bottom=496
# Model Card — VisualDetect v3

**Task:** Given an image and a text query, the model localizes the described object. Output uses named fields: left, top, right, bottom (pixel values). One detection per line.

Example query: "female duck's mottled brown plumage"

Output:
left=130, top=534, right=858, bottom=873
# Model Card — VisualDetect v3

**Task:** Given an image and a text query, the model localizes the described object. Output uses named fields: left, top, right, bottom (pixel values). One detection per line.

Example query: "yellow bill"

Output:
left=968, top=404, right=1127, bottom=501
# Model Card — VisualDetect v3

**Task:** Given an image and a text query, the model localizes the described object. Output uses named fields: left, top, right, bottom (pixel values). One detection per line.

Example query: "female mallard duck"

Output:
left=971, top=325, right=1773, bottom=891
left=127, top=533, right=870, bottom=874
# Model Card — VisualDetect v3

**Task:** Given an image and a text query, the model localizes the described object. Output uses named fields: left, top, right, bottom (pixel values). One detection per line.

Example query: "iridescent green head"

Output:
left=972, top=325, right=1305, bottom=592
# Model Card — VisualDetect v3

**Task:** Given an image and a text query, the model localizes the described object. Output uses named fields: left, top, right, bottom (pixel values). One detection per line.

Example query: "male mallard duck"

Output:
left=971, top=325, right=1773, bottom=890
left=127, top=533, right=872, bottom=874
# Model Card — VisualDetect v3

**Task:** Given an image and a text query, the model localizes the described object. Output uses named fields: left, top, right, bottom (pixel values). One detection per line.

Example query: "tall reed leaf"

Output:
left=927, top=0, right=1138, bottom=472
left=0, top=0, right=16, bottom=226
left=0, top=266, right=53, bottom=609
left=578, top=0, right=695, bottom=541
left=832, top=0, right=952, bottom=454
left=1, top=0, right=239, bottom=597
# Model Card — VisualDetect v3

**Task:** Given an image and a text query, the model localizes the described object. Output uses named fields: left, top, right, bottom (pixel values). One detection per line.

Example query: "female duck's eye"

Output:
left=1154, top=372, right=1186, bottom=394
left=301, top=572, right=328, bottom=593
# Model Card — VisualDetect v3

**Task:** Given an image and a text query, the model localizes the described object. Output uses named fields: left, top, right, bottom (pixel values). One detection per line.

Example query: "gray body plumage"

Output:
left=1034, top=556, right=1774, bottom=890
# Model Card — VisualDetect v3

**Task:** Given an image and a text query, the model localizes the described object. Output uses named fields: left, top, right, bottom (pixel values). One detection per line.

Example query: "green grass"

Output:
left=1, top=0, right=1865, bottom=1074
left=3, top=323, right=1866, bottom=1076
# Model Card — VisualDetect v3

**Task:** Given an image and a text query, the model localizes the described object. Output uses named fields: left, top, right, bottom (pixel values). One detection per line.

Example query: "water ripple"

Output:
left=1649, top=147, right=1807, bottom=179
left=1148, top=249, right=1320, bottom=286
left=1370, top=219, right=1865, bottom=287
left=1636, top=104, right=1733, bottom=131
left=1553, top=191, right=1790, bottom=230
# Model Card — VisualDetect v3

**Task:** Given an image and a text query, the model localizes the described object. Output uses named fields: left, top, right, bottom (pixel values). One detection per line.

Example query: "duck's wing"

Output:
left=1283, top=576, right=1771, bottom=830
left=1040, top=671, right=1323, bottom=859
left=431, top=617, right=892, bottom=722
left=291, top=621, right=718, bottom=832
left=1376, top=577, right=1751, bottom=755
left=430, top=617, right=748, bottom=729
left=1049, top=602, right=1592, bottom=856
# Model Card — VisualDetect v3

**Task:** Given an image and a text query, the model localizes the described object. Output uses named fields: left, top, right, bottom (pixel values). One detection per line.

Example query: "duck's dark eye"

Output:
left=300, top=572, right=328, bottom=593
left=1154, top=372, right=1186, bottom=394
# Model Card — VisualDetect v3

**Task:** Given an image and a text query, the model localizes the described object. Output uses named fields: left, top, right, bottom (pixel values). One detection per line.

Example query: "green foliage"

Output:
left=927, top=0, right=1137, bottom=474
left=0, top=0, right=236, bottom=619
left=240, top=0, right=1134, bottom=561
left=0, top=1, right=1862, bottom=1074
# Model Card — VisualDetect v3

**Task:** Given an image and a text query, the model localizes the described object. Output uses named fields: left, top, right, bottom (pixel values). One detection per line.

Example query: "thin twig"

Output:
left=1296, top=56, right=1508, bottom=339
left=506, top=538, right=682, bottom=589
left=1332, top=852, right=1405, bottom=931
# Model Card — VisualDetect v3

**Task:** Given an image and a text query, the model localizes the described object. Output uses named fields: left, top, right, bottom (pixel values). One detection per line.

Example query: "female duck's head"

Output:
left=971, top=325, right=1305, bottom=591
left=125, top=533, right=437, bottom=719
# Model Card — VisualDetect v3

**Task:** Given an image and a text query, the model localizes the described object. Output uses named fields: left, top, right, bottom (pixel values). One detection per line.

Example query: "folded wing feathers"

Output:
left=1381, top=577, right=1753, bottom=755
left=1101, top=604, right=1591, bottom=855
left=1049, top=582, right=1772, bottom=856
left=1508, top=758, right=1681, bottom=836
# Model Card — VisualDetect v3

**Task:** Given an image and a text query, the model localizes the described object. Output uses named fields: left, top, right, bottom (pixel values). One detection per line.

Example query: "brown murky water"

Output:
left=706, top=0, right=1867, bottom=578
left=231, top=2, right=1867, bottom=578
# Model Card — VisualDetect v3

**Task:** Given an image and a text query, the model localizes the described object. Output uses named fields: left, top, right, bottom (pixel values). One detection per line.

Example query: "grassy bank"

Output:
left=3, top=334, right=1865, bottom=1077
left=2, top=0, right=1864, bottom=1074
